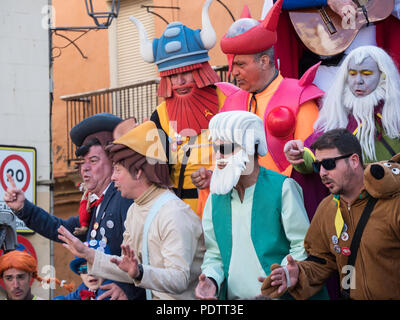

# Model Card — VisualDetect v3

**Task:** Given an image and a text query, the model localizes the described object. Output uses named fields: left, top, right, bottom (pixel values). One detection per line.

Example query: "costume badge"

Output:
left=342, top=247, right=351, bottom=256
left=90, top=230, right=97, bottom=238
left=341, top=232, right=349, bottom=241
left=106, top=220, right=114, bottom=229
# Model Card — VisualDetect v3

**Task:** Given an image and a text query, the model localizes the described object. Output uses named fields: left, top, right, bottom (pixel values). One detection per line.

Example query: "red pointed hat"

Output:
left=220, top=0, right=283, bottom=54
left=240, top=5, right=251, bottom=19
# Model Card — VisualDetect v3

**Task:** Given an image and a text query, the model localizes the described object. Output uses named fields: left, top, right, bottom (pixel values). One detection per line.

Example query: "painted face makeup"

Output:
left=347, top=56, right=381, bottom=97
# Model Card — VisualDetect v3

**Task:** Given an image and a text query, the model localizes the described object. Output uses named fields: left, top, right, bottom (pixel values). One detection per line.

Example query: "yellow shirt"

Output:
left=155, top=87, right=226, bottom=214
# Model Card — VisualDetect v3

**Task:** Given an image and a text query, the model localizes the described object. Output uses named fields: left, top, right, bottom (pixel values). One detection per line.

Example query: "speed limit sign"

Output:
left=0, top=145, right=36, bottom=233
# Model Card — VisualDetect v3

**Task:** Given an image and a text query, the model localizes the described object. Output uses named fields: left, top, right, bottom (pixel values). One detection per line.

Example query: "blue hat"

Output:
left=69, top=240, right=111, bottom=275
left=153, top=22, right=210, bottom=72
left=129, top=0, right=217, bottom=73
left=70, top=113, right=122, bottom=157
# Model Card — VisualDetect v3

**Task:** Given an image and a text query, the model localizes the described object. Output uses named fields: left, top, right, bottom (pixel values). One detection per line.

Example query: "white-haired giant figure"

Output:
left=284, top=45, right=400, bottom=225
left=314, top=45, right=400, bottom=162
left=195, top=111, right=329, bottom=300
left=208, top=111, right=267, bottom=195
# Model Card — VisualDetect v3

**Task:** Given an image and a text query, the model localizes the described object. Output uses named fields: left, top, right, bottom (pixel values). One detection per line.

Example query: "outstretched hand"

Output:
left=58, top=225, right=94, bottom=264
left=195, top=273, right=217, bottom=300
left=283, top=140, right=305, bottom=165
left=110, top=244, right=140, bottom=279
left=261, top=255, right=299, bottom=299
left=97, top=283, right=128, bottom=300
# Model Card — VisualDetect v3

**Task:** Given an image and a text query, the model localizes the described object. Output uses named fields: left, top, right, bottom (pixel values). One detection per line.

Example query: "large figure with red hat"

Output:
left=218, top=0, right=323, bottom=176
left=129, top=0, right=226, bottom=216
left=193, top=0, right=324, bottom=218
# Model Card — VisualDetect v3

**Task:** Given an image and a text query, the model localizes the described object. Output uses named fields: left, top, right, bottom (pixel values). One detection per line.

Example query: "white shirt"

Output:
left=89, top=183, right=111, bottom=218
left=201, top=178, right=309, bottom=299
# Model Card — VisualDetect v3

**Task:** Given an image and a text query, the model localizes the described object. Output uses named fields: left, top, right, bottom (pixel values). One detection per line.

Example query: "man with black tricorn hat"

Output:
left=3, top=113, right=145, bottom=300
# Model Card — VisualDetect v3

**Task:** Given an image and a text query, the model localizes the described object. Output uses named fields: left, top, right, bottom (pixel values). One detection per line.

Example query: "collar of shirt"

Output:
left=89, top=183, right=111, bottom=203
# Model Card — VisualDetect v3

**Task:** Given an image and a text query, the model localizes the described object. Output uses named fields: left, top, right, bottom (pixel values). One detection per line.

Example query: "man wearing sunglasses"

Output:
left=284, top=46, right=400, bottom=221
left=262, top=128, right=400, bottom=299
left=191, top=0, right=324, bottom=216
left=195, top=111, right=328, bottom=300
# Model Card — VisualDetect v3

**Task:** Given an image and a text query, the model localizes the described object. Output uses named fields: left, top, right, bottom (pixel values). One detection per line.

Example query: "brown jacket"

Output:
left=290, top=190, right=400, bottom=300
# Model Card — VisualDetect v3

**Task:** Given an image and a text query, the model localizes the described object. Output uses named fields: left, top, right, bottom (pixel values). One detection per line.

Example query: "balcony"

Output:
left=61, top=65, right=233, bottom=167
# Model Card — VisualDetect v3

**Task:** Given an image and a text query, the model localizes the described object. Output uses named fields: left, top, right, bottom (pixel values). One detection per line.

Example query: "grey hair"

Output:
left=254, top=47, right=275, bottom=66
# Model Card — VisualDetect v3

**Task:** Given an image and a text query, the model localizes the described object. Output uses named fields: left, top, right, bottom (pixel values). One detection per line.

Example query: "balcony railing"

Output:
left=62, top=65, right=233, bottom=166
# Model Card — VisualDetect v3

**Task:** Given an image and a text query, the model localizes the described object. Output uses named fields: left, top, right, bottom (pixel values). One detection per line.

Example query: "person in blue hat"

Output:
left=54, top=240, right=112, bottom=300
left=4, top=113, right=146, bottom=300
left=129, top=0, right=228, bottom=217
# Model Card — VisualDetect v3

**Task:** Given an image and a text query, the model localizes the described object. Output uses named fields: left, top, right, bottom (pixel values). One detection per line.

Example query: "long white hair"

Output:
left=314, top=46, right=400, bottom=137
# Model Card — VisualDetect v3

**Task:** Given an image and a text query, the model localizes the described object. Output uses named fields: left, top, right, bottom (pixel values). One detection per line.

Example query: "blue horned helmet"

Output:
left=129, top=0, right=216, bottom=73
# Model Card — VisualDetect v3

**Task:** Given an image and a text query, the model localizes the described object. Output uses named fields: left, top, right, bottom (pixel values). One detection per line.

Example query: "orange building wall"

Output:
left=52, top=0, right=110, bottom=179
left=51, top=0, right=111, bottom=296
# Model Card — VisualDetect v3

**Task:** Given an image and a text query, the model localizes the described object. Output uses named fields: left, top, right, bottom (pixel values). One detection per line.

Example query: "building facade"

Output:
left=0, top=0, right=51, bottom=299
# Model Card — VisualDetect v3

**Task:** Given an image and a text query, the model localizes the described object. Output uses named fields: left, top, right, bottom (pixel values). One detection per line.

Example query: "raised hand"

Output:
left=195, top=273, right=217, bottom=300
left=58, top=225, right=94, bottom=263
left=3, top=173, right=26, bottom=211
left=110, top=244, right=140, bottom=279
left=283, top=140, right=305, bottom=165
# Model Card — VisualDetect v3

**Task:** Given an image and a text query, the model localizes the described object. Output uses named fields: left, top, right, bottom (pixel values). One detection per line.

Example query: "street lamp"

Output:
left=50, top=0, right=121, bottom=59
left=52, top=0, right=120, bottom=31
left=84, top=0, right=120, bottom=29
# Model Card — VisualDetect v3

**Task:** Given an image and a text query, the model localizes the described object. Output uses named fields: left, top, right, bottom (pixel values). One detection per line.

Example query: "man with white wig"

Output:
left=284, top=45, right=400, bottom=218
left=195, top=111, right=328, bottom=300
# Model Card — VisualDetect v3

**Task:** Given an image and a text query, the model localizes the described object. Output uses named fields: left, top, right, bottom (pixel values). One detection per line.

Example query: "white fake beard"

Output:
left=210, top=149, right=249, bottom=195
left=343, top=83, right=386, bottom=161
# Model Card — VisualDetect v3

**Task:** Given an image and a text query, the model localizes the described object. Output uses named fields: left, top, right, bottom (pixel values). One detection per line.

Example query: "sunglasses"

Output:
left=78, top=265, right=88, bottom=274
left=312, top=154, right=353, bottom=173
left=212, top=143, right=240, bottom=155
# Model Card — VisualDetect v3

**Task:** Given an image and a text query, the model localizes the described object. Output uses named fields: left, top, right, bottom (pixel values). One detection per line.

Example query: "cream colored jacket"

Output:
left=89, top=185, right=205, bottom=299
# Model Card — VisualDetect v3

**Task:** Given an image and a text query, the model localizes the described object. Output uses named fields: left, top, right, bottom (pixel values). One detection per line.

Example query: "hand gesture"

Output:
left=261, top=255, right=299, bottom=298
left=3, top=173, right=26, bottom=211
left=57, top=225, right=94, bottom=263
left=110, top=244, right=140, bottom=279
left=283, top=140, right=305, bottom=165
left=191, top=167, right=212, bottom=190
left=97, top=283, right=128, bottom=300
left=195, top=273, right=217, bottom=300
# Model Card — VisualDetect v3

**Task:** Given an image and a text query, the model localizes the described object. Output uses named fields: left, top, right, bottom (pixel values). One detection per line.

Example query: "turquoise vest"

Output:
left=211, top=166, right=329, bottom=300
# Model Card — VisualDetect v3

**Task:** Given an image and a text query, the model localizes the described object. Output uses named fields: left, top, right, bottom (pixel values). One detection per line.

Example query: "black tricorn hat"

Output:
left=70, top=113, right=122, bottom=157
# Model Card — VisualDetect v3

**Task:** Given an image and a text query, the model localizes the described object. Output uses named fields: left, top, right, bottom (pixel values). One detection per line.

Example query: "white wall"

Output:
left=0, top=0, right=51, bottom=299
